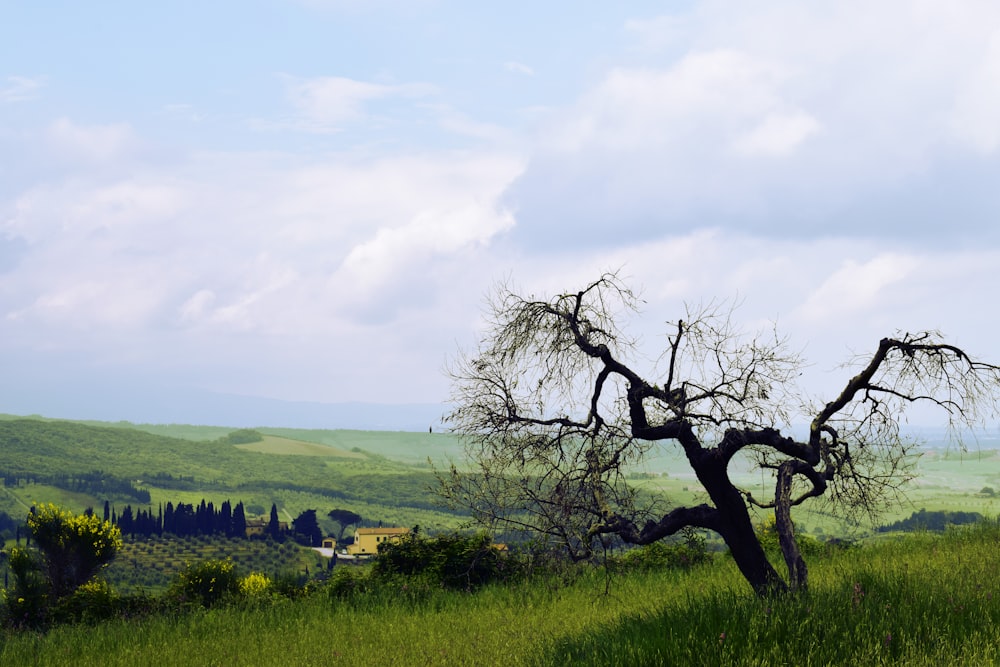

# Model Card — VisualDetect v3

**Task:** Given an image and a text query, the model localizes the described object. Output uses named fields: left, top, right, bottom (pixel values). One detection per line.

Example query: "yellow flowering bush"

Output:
left=239, top=572, right=273, bottom=600
left=25, top=504, right=122, bottom=600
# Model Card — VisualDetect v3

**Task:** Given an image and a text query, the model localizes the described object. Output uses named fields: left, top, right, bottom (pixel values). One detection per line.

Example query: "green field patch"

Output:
left=233, top=435, right=367, bottom=459
left=257, top=428, right=466, bottom=466
left=4, top=483, right=97, bottom=513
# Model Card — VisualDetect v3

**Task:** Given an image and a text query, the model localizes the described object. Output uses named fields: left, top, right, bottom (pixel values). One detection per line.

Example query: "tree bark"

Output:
left=775, top=461, right=808, bottom=591
left=693, top=453, right=788, bottom=596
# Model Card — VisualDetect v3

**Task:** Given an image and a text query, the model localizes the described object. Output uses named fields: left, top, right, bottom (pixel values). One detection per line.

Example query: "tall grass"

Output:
left=3, top=525, right=1000, bottom=665
left=551, top=524, right=1000, bottom=666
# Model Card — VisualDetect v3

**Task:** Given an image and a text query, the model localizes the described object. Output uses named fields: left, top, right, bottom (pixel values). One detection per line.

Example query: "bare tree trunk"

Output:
left=695, top=458, right=788, bottom=596
left=775, top=461, right=808, bottom=591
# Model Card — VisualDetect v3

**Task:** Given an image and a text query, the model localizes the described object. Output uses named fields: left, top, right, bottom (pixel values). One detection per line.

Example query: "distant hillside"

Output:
left=0, top=417, right=467, bottom=532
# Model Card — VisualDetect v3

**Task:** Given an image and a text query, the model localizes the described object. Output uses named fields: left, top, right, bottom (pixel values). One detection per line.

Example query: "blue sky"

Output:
left=3, top=1, right=1000, bottom=428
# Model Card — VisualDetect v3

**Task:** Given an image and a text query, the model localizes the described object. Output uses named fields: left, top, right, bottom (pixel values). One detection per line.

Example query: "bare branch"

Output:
left=442, top=275, right=1000, bottom=596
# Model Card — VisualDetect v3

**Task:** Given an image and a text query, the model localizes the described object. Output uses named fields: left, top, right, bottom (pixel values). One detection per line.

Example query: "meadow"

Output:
left=1, top=524, right=999, bottom=665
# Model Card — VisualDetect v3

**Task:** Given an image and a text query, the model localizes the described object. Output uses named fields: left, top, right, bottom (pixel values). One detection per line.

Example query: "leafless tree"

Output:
left=441, top=274, right=1000, bottom=595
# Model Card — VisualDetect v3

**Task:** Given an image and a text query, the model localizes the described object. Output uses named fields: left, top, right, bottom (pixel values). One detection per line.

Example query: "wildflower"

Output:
left=884, top=633, right=892, bottom=647
left=852, top=582, right=865, bottom=608
left=718, top=632, right=726, bottom=645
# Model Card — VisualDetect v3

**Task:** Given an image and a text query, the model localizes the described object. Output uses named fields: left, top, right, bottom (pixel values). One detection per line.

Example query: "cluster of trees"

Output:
left=99, top=499, right=374, bottom=546
left=108, top=500, right=351, bottom=547
left=214, top=429, right=264, bottom=445
left=877, top=509, right=985, bottom=533
left=143, top=472, right=198, bottom=490
left=290, top=509, right=322, bottom=547
left=109, top=499, right=256, bottom=538
left=287, top=508, right=362, bottom=547
left=0, top=470, right=150, bottom=503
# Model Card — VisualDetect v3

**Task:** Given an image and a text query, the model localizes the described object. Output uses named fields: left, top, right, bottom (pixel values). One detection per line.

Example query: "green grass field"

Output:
left=2, top=524, right=1000, bottom=665
left=232, top=435, right=368, bottom=459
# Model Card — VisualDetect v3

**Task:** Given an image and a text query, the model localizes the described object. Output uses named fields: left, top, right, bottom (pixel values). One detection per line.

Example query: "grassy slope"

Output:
left=0, top=418, right=464, bottom=535
left=2, top=525, right=1000, bottom=665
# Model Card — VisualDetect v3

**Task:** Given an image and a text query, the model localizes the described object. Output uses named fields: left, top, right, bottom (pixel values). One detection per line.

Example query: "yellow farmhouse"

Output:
left=346, top=527, right=410, bottom=555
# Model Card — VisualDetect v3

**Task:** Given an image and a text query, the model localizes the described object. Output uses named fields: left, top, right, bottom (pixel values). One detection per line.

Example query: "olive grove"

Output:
left=442, top=274, right=1000, bottom=595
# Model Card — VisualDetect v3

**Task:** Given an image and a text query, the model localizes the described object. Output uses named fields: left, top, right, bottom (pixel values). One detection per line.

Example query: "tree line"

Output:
left=0, top=470, right=150, bottom=503
left=877, top=509, right=985, bottom=533
left=108, top=500, right=272, bottom=539
left=107, top=500, right=340, bottom=547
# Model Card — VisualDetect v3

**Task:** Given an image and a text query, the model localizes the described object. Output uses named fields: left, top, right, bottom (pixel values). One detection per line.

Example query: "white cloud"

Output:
left=7, top=179, right=184, bottom=243
left=0, top=75, right=44, bottom=103
left=504, top=61, right=535, bottom=76
left=46, top=118, right=137, bottom=163
left=950, top=28, right=1000, bottom=153
left=509, top=1, right=1000, bottom=246
left=6, top=1, right=1000, bottom=416
left=543, top=49, right=794, bottom=153
left=281, top=75, right=435, bottom=133
left=797, top=254, right=921, bottom=324
left=178, top=289, right=216, bottom=323
left=1, top=144, right=523, bottom=343
left=733, top=110, right=821, bottom=157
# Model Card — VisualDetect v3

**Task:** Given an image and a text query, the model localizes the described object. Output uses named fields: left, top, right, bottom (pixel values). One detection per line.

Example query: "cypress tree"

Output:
left=232, top=502, right=247, bottom=539
left=268, top=504, right=281, bottom=540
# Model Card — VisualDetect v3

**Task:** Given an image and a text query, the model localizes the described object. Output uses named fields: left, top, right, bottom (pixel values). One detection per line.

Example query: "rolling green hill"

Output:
left=3, top=413, right=999, bottom=541
left=0, top=417, right=466, bottom=536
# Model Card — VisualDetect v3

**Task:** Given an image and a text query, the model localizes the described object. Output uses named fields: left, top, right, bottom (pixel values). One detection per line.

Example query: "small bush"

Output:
left=239, top=571, right=272, bottom=596
left=169, top=559, right=240, bottom=608
left=237, top=572, right=274, bottom=607
left=52, top=579, right=120, bottom=624
left=271, top=571, right=310, bottom=599
left=372, top=531, right=510, bottom=590
left=755, top=516, right=827, bottom=558
left=326, top=567, right=370, bottom=601
left=614, top=528, right=712, bottom=572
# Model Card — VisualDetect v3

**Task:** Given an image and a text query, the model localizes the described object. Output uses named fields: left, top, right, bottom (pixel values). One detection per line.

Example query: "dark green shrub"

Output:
left=755, top=517, right=827, bottom=558
left=271, top=571, right=310, bottom=599
left=615, top=528, right=712, bottom=571
left=372, top=531, right=509, bottom=590
left=51, top=579, right=120, bottom=624
left=326, top=567, right=370, bottom=600
left=3, top=546, right=49, bottom=628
